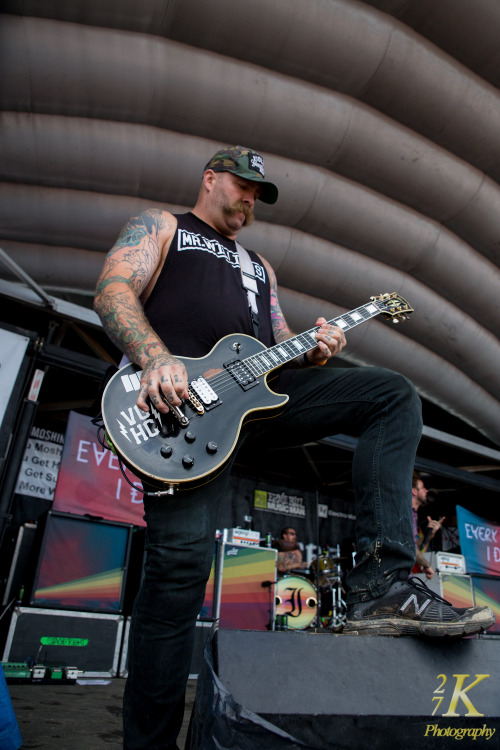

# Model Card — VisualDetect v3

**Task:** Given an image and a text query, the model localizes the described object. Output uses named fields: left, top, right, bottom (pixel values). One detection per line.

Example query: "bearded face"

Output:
left=222, top=198, right=255, bottom=227
left=204, top=171, right=259, bottom=236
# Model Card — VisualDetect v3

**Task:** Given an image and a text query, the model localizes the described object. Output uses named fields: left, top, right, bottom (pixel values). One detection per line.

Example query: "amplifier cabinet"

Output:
left=215, top=542, right=277, bottom=631
left=2, top=606, right=124, bottom=677
left=471, top=575, right=500, bottom=635
left=439, top=573, right=475, bottom=608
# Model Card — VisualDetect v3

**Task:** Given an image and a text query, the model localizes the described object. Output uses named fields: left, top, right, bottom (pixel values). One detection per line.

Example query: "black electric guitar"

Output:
left=101, top=293, right=413, bottom=491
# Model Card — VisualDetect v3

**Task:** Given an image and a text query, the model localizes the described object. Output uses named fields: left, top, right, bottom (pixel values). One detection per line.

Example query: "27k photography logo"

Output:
left=425, top=673, right=496, bottom=741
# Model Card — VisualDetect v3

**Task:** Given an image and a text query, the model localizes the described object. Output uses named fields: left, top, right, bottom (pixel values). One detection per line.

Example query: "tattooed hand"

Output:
left=305, top=317, right=346, bottom=365
left=138, top=354, right=188, bottom=413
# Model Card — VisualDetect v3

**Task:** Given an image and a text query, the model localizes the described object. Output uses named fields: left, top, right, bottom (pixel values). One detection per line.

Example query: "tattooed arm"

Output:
left=277, top=549, right=309, bottom=573
left=94, top=209, right=188, bottom=413
left=259, top=257, right=347, bottom=366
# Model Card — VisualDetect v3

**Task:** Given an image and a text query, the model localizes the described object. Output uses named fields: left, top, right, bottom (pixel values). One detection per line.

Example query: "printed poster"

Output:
left=15, top=426, right=64, bottom=502
left=53, top=410, right=146, bottom=526
left=456, top=505, right=500, bottom=577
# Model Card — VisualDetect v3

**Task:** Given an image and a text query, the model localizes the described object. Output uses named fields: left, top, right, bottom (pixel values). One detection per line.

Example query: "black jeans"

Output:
left=123, top=366, right=422, bottom=749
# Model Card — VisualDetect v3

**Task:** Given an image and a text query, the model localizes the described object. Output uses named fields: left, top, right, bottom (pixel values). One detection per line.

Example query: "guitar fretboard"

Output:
left=244, top=301, right=382, bottom=377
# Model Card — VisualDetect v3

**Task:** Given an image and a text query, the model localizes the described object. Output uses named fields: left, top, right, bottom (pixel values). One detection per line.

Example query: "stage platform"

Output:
left=5, top=630, right=500, bottom=749
left=7, top=678, right=196, bottom=749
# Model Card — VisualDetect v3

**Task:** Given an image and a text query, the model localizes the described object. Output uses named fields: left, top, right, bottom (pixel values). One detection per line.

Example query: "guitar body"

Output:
left=101, top=333, right=288, bottom=490
left=101, top=293, right=413, bottom=492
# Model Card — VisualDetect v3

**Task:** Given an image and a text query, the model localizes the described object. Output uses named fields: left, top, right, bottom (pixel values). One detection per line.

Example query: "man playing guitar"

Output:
left=94, top=145, right=494, bottom=750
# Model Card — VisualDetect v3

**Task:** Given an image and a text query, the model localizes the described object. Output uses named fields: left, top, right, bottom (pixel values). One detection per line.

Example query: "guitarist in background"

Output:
left=93, top=145, right=494, bottom=750
left=412, top=471, right=446, bottom=579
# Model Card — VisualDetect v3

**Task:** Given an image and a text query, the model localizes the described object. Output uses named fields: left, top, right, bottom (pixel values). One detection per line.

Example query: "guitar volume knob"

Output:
left=160, top=445, right=173, bottom=458
left=182, top=455, right=195, bottom=469
left=184, top=431, right=196, bottom=443
left=206, top=441, right=218, bottom=454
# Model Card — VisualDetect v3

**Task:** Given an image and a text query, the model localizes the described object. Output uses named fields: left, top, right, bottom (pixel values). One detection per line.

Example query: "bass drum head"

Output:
left=275, top=574, right=317, bottom=629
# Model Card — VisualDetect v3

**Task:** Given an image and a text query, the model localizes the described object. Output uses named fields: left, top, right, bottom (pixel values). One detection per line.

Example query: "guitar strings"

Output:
left=168, top=303, right=402, bottom=408
left=191, top=303, right=387, bottom=394
left=191, top=328, right=323, bottom=393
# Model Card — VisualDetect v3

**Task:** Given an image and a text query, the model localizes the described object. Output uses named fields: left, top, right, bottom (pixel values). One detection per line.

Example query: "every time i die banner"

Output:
left=53, top=410, right=146, bottom=526
left=456, top=505, right=500, bottom=577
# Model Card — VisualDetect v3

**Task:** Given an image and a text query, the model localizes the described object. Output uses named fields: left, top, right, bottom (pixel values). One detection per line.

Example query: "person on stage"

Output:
left=275, top=526, right=312, bottom=575
left=412, top=471, right=446, bottom=579
left=94, top=145, right=494, bottom=750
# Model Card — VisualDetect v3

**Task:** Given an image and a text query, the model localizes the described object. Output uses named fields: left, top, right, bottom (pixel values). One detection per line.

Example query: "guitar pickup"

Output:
left=224, top=359, right=259, bottom=391
left=189, top=377, right=221, bottom=411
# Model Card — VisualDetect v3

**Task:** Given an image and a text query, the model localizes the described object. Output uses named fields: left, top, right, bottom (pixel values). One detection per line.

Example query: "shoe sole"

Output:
left=343, top=607, right=495, bottom=638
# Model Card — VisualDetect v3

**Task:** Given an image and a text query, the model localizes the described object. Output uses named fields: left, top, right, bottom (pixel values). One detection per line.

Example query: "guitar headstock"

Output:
left=370, top=292, right=413, bottom=323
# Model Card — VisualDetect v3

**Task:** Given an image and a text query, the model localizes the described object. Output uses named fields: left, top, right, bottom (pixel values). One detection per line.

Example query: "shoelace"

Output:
left=407, top=576, right=453, bottom=607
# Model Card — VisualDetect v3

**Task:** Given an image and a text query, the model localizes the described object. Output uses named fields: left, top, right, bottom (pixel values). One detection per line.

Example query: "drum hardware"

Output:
left=314, top=545, right=346, bottom=631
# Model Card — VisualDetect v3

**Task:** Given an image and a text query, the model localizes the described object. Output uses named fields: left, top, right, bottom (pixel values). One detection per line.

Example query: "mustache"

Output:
left=224, top=200, right=254, bottom=226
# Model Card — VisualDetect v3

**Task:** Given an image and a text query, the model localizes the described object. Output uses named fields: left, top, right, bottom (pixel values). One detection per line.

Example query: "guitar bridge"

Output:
left=187, top=387, right=205, bottom=415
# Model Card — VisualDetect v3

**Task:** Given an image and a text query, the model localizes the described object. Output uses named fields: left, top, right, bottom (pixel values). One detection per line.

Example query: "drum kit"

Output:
left=275, top=544, right=347, bottom=631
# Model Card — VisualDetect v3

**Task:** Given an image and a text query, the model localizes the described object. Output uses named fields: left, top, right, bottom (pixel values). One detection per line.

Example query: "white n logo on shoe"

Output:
left=400, top=594, right=432, bottom=616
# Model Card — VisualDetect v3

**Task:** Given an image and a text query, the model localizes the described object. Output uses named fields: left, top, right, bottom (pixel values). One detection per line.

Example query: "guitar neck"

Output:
left=244, top=300, right=384, bottom=376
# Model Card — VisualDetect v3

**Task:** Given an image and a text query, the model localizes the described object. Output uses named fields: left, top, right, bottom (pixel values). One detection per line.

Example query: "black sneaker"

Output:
left=344, top=576, right=495, bottom=637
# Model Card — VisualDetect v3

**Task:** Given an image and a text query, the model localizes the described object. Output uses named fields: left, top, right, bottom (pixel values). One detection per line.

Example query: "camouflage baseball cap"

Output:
left=204, top=145, right=278, bottom=204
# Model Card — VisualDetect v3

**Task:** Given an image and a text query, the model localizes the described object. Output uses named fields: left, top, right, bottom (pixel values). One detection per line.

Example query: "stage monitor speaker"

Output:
left=190, top=629, right=500, bottom=750
left=29, top=511, right=132, bottom=613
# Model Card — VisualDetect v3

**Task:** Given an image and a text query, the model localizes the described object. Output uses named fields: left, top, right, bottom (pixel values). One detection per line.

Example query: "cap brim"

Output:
left=257, top=181, right=279, bottom=205
left=236, top=174, right=278, bottom=204
left=208, top=165, right=279, bottom=204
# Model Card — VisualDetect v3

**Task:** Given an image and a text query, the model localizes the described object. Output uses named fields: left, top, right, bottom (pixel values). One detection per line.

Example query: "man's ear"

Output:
left=202, top=169, right=218, bottom=191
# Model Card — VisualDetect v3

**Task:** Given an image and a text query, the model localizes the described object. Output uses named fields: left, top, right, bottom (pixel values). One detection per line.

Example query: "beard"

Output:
left=222, top=200, right=255, bottom=227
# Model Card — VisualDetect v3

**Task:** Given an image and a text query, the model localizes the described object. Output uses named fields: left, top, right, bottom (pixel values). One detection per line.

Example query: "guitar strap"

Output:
left=236, top=241, right=260, bottom=339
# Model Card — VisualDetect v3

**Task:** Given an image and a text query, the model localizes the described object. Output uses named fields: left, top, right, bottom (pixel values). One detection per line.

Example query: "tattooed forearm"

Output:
left=94, top=288, right=165, bottom=365
left=264, top=261, right=313, bottom=367
left=268, top=266, right=293, bottom=344
left=94, top=209, right=177, bottom=365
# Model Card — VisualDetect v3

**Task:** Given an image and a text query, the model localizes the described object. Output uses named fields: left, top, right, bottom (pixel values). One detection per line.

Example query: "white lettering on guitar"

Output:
left=117, top=406, right=159, bottom=444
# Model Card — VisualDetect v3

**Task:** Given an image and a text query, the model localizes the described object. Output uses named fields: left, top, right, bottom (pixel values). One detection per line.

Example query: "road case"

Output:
left=2, top=606, right=124, bottom=677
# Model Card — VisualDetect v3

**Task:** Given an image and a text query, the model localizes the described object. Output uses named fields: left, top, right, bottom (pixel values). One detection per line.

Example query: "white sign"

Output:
left=0, top=328, right=29, bottom=428
left=15, top=431, right=64, bottom=500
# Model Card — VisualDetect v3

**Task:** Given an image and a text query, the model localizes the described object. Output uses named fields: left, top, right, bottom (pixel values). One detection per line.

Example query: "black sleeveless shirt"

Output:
left=143, top=212, right=275, bottom=358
